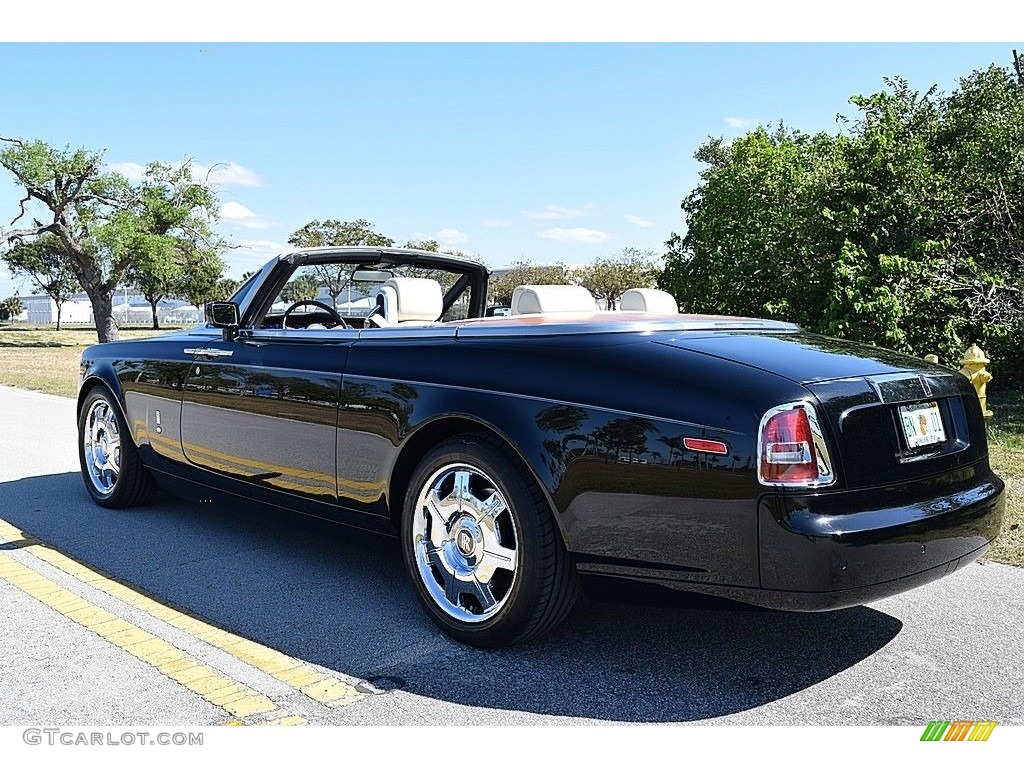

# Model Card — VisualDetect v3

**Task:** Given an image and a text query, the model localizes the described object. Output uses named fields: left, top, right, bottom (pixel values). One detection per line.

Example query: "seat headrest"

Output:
left=619, top=288, right=678, bottom=314
left=511, top=284, right=596, bottom=315
left=368, top=285, right=397, bottom=327
left=383, top=277, right=443, bottom=323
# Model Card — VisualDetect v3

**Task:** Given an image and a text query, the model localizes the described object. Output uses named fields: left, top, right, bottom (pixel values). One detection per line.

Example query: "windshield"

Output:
left=229, top=270, right=262, bottom=308
left=257, top=259, right=477, bottom=330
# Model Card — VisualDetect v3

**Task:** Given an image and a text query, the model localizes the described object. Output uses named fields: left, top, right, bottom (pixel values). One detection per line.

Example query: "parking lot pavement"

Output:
left=2, top=383, right=1023, bottom=725
left=0, top=575, right=224, bottom=725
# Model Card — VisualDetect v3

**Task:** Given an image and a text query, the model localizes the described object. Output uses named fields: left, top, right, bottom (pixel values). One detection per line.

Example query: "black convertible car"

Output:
left=77, top=247, right=1005, bottom=646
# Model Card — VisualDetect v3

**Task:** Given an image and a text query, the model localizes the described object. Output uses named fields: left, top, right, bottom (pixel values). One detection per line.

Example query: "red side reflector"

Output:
left=760, top=407, right=818, bottom=484
left=683, top=437, right=729, bottom=455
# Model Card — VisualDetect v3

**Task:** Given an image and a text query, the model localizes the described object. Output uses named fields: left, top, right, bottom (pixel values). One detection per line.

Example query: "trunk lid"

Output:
left=657, top=331, right=930, bottom=384
left=659, top=332, right=989, bottom=490
left=803, top=373, right=987, bottom=490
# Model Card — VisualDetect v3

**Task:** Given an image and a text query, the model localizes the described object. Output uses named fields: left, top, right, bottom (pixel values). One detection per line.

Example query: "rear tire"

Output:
left=78, top=386, right=157, bottom=508
left=401, top=432, right=579, bottom=647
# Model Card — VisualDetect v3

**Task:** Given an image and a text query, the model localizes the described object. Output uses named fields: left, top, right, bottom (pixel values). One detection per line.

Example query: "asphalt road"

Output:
left=1, top=384, right=1022, bottom=725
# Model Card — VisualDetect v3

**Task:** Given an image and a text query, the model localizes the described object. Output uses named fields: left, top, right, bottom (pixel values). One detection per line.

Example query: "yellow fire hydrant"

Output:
left=959, top=344, right=993, bottom=419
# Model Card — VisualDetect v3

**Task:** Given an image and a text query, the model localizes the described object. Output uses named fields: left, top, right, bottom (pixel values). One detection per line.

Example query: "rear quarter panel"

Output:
left=340, top=332, right=808, bottom=587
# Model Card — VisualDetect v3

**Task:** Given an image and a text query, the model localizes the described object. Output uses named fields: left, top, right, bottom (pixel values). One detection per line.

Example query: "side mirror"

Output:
left=205, top=301, right=240, bottom=340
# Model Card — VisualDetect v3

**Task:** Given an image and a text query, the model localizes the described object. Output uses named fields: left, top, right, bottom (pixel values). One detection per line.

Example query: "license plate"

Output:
left=898, top=401, right=946, bottom=449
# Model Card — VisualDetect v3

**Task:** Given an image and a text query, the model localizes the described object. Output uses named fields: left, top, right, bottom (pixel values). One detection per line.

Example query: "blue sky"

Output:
left=0, top=43, right=1017, bottom=299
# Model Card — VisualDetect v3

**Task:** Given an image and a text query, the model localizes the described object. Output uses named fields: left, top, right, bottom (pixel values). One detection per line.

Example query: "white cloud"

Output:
left=724, top=116, right=754, bottom=129
left=226, top=239, right=290, bottom=270
left=107, top=162, right=148, bottom=182
left=524, top=205, right=588, bottom=221
left=484, top=218, right=512, bottom=228
left=106, top=160, right=262, bottom=187
left=194, top=162, right=263, bottom=188
left=537, top=227, right=612, bottom=244
left=236, top=239, right=288, bottom=254
left=412, top=228, right=469, bottom=246
left=625, top=214, right=654, bottom=228
left=219, top=201, right=272, bottom=230
left=436, top=228, right=469, bottom=246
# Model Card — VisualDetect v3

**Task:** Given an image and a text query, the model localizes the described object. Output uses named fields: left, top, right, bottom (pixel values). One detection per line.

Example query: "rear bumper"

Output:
left=755, top=462, right=1005, bottom=610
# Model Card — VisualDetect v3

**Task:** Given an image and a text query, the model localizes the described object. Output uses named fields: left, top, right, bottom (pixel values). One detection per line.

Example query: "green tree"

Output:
left=4, top=235, right=80, bottom=329
left=0, top=296, right=23, bottom=322
left=288, top=218, right=395, bottom=308
left=935, top=64, right=1024, bottom=337
left=174, top=246, right=226, bottom=311
left=574, top=247, right=661, bottom=309
left=0, top=141, right=226, bottom=342
left=216, top=277, right=241, bottom=299
left=0, top=138, right=130, bottom=341
left=289, top=218, right=395, bottom=250
left=131, top=262, right=176, bottom=329
left=660, top=125, right=846, bottom=325
left=115, top=162, right=227, bottom=329
left=280, top=273, right=321, bottom=303
left=405, top=239, right=439, bottom=252
left=660, top=60, right=1024, bottom=380
left=487, top=261, right=571, bottom=306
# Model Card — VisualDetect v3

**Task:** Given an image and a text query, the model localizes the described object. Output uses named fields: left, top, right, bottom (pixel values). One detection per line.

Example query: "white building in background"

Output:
left=14, top=291, right=203, bottom=326
left=18, top=293, right=94, bottom=324
left=162, top=304, right=203, bottom=325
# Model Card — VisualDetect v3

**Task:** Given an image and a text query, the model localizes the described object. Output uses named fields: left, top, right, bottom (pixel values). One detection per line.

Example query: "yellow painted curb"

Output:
left=0, top=553, right=299, bottom=725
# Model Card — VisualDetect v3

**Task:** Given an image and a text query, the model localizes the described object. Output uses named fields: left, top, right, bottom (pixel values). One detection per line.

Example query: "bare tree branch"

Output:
left=202, top=161, right=228, bottom=187
left=61, top=154, right=107, bottom=212
left=1014, top=49, right=1024, bottom=86
left=1, top=224, right=58, bottom=247
left=77, top=193, right=126, bottom=208
left=10, top=192, right=30, bottom=227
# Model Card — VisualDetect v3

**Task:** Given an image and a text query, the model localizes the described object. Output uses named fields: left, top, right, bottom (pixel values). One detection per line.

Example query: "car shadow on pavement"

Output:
left=2, top=473, right=903, bottom=723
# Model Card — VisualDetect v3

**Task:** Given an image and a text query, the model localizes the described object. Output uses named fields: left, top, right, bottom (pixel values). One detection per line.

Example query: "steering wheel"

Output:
left=282, top=299, right=347, bottom=329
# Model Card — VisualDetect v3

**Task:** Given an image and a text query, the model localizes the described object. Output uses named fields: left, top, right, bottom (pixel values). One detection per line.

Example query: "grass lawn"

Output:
left=1, top=321, right=1021, bottom=566
left=0, top=323, right=179, bottom=398
left=985, top=390, right=1024, bottom=566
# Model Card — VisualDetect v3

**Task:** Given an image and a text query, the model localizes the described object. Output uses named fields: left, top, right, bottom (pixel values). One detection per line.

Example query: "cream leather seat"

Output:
left=510, top=284, right=597, bottom=315
left=619, top=288, right=678, bottom=314
left=368, top=277, right=443, bottom=326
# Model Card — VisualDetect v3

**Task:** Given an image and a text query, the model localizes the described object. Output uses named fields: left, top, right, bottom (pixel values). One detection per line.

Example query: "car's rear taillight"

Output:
left=758, top=402, right=835, bottom=487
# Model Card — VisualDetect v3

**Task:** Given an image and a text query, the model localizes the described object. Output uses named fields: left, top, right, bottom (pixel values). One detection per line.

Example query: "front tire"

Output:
left=78, top=386, right=157, bottom=508
left=401, top=433, right=579, bottom=647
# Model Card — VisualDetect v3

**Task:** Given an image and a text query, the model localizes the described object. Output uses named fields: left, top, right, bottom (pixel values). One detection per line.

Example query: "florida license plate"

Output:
left=898, top=401, right=946, bottom=449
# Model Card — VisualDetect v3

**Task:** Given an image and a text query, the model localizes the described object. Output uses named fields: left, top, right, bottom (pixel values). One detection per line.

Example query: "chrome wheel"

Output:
left=411, top=463, right=519, bottom=623
left=83, top=398, right=121, bottom=495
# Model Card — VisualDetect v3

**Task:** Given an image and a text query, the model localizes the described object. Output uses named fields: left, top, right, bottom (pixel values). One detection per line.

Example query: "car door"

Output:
left=179, top=329, right=353, bottom=506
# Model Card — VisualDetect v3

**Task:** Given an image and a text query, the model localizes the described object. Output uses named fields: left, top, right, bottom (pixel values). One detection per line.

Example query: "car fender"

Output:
left=78, top=364, right=132, bottom=435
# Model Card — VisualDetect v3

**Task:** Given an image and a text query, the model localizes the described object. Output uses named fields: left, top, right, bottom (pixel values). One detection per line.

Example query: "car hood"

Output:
left=656, top=332, right=940, bottom=384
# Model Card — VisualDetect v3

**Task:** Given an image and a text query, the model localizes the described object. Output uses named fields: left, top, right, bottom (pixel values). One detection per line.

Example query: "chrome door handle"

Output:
left=184, top=347, right=234, bottom=358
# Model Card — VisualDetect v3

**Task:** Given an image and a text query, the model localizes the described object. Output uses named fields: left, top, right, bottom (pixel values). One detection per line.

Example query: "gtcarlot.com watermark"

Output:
left=23, top=728, right=203, bottom=747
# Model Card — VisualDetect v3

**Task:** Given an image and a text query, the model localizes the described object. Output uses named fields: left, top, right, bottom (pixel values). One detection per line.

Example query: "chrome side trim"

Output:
left=244, top=329, right=360, bottom=342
